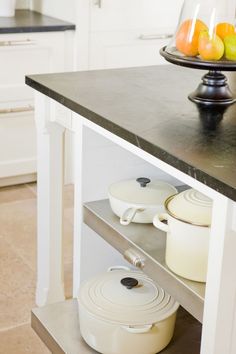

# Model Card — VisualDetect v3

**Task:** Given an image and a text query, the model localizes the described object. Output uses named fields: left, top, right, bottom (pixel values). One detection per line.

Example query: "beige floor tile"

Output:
left=0, top=199, right=37, bottom=271
left=0, top=199, right=73, bottom=270
left=63, top=208, right=74, bottom=264
left=0, top=180, right=76, bottom=352
left=0, top=185, right=35, bottom=205
left=25, top=182, right=37, bottom=196
left=25, top=183, right=74, bottom=209
left=0, top=323, right=50, bottom=354
left=0, top=238, right=35, bottom=330
left=64, top=262, right=73, bottom=299
left=64, top=184, right=74, bottom=209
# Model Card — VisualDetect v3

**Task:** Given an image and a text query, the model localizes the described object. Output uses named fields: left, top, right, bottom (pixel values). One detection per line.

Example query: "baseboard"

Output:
left=0, top=173, right=37, bottom=187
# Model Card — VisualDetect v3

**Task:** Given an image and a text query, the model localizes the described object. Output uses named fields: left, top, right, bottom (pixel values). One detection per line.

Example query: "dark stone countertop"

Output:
left=26, top=65, right=236, bottom=201
left=0, top=10, right=75, bottom=34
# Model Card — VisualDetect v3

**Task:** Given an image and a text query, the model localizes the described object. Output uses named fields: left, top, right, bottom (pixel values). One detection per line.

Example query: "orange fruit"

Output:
left=215, top=22, right=235, bottom=40
left=176, top=19, right=208, bottom=56
left=198, top=31, right=224, bottom=61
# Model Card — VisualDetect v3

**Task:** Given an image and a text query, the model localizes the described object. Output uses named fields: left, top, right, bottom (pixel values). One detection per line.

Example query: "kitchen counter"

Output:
left=26, top=65, right=236, bottom=201
left=0, top=10, right=75, bottom=33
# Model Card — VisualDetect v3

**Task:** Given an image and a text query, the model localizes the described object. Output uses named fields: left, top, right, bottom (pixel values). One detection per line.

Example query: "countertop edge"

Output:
left=0, top=10, right=76, bottom=34
left=0, top=25, right=75, bottom=34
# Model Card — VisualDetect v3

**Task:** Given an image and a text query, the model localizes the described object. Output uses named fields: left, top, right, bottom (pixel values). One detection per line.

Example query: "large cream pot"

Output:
left=153, top=189, right=212, bottom=282
left=78, top=267, right=179, bottom=354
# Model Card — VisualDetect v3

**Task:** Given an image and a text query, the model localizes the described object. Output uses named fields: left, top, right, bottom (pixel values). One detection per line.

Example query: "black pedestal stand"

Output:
left=189, top=71, right=234, bottom=106
left=160, top=46, right=236, bottom=107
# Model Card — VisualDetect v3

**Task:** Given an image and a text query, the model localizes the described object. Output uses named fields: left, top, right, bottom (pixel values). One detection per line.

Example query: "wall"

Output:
left=30, top=0, right=76, bottom=22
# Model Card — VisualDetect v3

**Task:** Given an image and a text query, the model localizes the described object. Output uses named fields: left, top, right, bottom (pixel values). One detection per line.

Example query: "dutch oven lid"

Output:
left=166, top=188, right=212, bottom=226
left=108, top=178, right=177, bottom=206
left=79, top=268, right=179, bottom=326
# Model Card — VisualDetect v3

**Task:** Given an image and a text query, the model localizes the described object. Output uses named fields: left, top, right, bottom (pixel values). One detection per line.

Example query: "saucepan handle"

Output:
left=153, top=213, right=170, bottom=232
left=120, top=207, right=138, bottom=225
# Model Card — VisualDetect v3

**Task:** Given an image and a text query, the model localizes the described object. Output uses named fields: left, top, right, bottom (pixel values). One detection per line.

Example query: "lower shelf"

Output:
left=31, top=299, right=201, bottom=354
left=32, top=299, right=96, bottom=354
left=83, top=200, right=205, bottom=322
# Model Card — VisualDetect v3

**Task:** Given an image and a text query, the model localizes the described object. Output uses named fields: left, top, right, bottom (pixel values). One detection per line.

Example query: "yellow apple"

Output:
left=198, top=31, right=224, bottom=60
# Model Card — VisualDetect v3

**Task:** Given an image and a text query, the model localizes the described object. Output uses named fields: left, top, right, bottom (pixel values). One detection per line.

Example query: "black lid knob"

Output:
left=136, top=177, right=151, bottom=188
left=121, top=277, right=138, bottom=289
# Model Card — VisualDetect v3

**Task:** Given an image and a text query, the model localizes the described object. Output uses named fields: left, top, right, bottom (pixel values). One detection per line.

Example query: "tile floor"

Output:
left=0, top=183, right=74, bottom=354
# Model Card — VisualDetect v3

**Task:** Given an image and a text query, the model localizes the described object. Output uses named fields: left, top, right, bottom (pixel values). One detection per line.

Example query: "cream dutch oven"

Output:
left=78, top=267, right=179, bottom=354
left=153, top=189, right=212, bottom=282
left=108, top=177, right=177, bottom=225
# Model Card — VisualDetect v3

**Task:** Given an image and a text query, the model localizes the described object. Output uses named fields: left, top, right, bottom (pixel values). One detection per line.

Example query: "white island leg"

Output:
left=201, top=196, right=236, bottom=354
left=34, top=92, right=65, bottom=306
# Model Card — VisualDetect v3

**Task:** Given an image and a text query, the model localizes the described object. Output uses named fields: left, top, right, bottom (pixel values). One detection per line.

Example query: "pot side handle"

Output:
left=121, top=324, right=153, bottom=334
left=153, top=213, right=170, bottom=233
left=120, top=207, right=138, bottom=225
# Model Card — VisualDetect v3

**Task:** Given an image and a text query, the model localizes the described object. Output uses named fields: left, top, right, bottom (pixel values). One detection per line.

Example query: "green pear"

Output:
left=224, top=34, right=236, bottom=60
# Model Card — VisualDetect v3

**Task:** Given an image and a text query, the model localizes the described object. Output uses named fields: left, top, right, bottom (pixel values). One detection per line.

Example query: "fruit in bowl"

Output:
left=175, top=19, right=236, bottom=62
left=215, top=22, right=235, bottom=40
left=224, top=34, right=236, bottom=60
left=198, top=30, right=224, bottom=61
left=176, top=19, right=208, bottom=56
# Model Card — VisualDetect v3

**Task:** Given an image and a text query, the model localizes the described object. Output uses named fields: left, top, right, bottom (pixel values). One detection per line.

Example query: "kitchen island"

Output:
left=26, top=65, right=236, bottom=354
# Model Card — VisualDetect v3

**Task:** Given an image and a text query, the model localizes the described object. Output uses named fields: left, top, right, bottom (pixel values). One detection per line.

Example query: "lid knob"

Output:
left=136, top=177, right=151, bottom=188
left=121, top=277, right=139, bottom=289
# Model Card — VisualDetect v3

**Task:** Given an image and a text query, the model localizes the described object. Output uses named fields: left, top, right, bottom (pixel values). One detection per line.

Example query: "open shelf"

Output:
left=32, top=300, right=96, bottom=354
left=32, top=299, right=201, bottom=354
left=83, top=199, right=205, bottom=323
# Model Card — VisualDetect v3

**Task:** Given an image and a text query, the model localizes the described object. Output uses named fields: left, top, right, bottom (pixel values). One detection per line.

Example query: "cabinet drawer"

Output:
left=90, top=0, right=182, bottom=31
left=0, top=40, right=50, bottom=86
left=89, top=30, right=170, bottom=69
left=0, top=110, right=36, bottom=178
left=0, top=32, right=66, bottom=89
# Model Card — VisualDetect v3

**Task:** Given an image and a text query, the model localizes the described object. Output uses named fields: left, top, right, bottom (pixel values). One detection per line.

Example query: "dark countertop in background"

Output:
left=26, top=65, right=236, bottom=201
left=0, top=10, right=75, bottom=33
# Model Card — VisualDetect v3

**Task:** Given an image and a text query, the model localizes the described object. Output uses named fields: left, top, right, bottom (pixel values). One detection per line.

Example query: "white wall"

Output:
left=30, top=0, right=76, bottom=22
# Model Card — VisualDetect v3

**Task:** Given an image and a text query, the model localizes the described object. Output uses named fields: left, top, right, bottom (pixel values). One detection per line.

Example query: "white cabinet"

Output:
left=90, top=0, right=182, bottom=31
left=86, top=0, right=183, bottom=69
left=0, top=31, right=74, bottom=184
left=89, top=31, right=172, bottom=69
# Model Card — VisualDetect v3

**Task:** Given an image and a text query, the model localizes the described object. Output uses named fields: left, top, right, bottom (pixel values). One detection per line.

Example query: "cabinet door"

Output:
left=0, top=32, right=66, bottom=101
left=89, top=0, right=183, bottom=69
left=90, top=0, right=183, bottom=31
left=0, top=110, right=36, bottom=178
left=0, top=32, right=68, bottom=181
left=89, top=31, right=172, bottom=69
